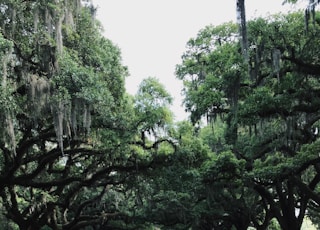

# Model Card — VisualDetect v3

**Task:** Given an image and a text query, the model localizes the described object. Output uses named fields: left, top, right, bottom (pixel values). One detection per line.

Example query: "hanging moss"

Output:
left=27, top=74, right=51, bottom=122
left=71, top=98, right=79, bottom=138
left=55, top=16, right=63, bottom=55
left=0, top=1, right=109, bottom=155
left=272, top=48, right=281, bottom=80
left=1, top=43, right=16, bottom=156
left=5, top=113, right=16, bottom=156
left=305, top=0, right=319, bottom=33
left=33, top=6, right=39, bottom=32
left=45, top=7, right=53, bottom=37
left=82, top=103, right=91, bottom=135
left=10, top=7, right=16, bottom=39
left=53, top=101, right=65, bottom=155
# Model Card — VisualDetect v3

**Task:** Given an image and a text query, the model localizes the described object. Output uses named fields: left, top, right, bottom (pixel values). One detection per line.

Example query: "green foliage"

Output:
left=134, top=77, right=173, bottom=132
left=136, top=77, right=173, bottom=109
left=267, top=218, right=281, bottom=230
left=251, top=140, right=320, bottom=181
left=202, top=151, right=245, bottom=183
left=0, top=32, right=12, bottom=52
left=283, top=0, right=299, bottom=3
left=0, top=1, right=138, bottom=229
left=199, top=120, right=227, bottom=153
left=176, top=22, right=244, bottom=123
left=176, top=9, right=320, bottom=230
left=2, top=1, right=320, bottom=229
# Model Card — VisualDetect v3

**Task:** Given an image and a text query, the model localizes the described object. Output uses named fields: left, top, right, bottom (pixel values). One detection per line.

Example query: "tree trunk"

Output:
left=225, top=0, right=249, bottom=145
left=275, top=180, right=304, bottom=230
left=236, top=0, right=248, bottom=63
left=277, top=216, right=302, bottom=230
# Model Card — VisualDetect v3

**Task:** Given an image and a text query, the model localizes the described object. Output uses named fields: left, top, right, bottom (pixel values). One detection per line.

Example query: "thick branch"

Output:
left=283, top=55, right=320, bottom=76
left=132, top=138, right=177, bottom=150
left=291, top=176, right=320, bottom=205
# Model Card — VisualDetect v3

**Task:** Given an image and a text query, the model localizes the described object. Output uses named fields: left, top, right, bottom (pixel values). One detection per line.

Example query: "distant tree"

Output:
left=134, top=76, right=173, bottom=138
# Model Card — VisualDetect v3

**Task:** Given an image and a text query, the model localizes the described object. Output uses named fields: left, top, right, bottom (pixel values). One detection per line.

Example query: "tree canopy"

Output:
left=176, top=8, right=320, bottom=230
left=0, top=1, right=175, bottom=229
left=1, top=0, right=320, bottom=230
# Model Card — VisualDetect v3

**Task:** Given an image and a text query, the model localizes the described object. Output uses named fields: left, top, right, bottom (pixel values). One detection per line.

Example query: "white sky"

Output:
left=92, top=0, right=303, bottom=121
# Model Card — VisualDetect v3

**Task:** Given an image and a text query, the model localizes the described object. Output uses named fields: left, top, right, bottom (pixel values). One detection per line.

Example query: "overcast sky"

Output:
left=92, top=0, right=302, bottom=121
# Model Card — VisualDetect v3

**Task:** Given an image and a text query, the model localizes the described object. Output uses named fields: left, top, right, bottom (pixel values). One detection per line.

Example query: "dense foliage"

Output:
left=0, top=1, right=175, bottom=229
left=1, top=0, right=320, bottom=230
left=176, top=8, right=320, bottom=230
